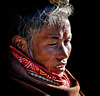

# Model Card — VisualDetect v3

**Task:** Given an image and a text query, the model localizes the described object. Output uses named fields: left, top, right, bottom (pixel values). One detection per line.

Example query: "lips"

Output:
left=54, top=64, right=66, bottom=71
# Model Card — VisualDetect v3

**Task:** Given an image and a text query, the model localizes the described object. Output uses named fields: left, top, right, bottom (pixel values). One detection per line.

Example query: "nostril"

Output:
left=56, top=58, right=67, bottom=66
left=61, top=59, right=67, bottom=63
left=56, top=54, right=68, bottom=61
left=59, top=51, right=69, bottom=59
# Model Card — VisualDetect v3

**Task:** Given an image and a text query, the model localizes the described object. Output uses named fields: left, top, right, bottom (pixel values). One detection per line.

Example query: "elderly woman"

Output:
left=2, top=0, right=84, bottom=96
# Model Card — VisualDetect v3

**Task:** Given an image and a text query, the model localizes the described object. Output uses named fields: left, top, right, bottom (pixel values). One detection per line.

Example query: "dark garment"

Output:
left=1, top=52, right=84, bottom=96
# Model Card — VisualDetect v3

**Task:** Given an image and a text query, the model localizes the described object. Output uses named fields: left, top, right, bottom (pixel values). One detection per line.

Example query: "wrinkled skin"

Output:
left=32, top=19, right=72, bottom=77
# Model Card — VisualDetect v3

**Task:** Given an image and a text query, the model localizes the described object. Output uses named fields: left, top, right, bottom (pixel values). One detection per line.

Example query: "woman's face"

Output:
left=32, top=19, right=72, bottom=76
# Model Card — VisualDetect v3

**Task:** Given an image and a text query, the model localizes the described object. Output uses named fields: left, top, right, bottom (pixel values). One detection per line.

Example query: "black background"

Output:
left=68, top=1, right=99, bottom=96
left=1, top=0, right=99, bottom=96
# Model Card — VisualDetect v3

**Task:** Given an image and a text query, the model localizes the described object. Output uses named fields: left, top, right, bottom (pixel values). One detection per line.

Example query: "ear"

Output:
left=12, top=35, right=28, bottom=53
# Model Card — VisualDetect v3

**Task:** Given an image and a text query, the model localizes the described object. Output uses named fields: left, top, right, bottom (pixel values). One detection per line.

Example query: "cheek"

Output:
left=40, top=47, right=56, bottom=62
left=33, top=45, right=55, bottom=65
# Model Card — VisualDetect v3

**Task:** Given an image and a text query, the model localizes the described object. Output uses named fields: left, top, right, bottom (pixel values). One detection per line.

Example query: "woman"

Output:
left=2, top=0, right=84, bottom=96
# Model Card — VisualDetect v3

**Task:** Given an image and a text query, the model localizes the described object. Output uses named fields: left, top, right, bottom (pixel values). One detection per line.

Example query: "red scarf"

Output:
left=9, top=46, right=72, bottom=87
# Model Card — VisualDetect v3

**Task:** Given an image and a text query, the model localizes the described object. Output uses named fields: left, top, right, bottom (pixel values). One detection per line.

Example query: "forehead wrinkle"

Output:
left=38, top=19, right=71, bottom=41
left=41, top=28, right=71, bottom=41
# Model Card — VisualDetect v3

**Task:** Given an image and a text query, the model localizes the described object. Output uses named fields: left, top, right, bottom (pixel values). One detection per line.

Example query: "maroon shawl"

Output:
left=3, top=47, right=84, bottom=96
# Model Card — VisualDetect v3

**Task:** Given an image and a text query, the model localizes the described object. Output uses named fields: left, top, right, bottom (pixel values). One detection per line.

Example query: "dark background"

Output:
left=67, top=1, right=99, bottom=96
left=67, top=1, right=90, bottom=95
left=1, top=0, right=99, bottom=96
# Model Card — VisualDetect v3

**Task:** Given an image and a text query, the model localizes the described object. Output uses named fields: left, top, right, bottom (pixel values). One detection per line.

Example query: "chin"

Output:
left=48, top=67, right=65, bottom=77
left=51, top=67, right=65, bottom=76
left=58, top=72, right=64, bottom=77
left=52, top=69, right=65, bottom=77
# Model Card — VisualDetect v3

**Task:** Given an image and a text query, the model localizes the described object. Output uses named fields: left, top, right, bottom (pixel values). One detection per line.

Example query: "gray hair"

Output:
left=17, top=5, right=73, bottom=54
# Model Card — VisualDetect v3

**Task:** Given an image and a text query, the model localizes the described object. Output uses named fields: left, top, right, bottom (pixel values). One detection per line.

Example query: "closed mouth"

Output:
left=54, top=64, right=66, bottom=71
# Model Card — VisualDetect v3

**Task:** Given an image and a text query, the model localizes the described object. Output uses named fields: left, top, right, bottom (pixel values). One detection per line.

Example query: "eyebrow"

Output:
left=49, top=36, right=59, bottom=40
left=46, top=34, right=66, bottom=41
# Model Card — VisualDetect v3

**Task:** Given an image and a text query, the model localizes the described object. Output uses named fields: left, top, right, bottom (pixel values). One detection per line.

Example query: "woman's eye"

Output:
left=64, top=39, right=70, bottom=45
left=48, top=43, right=57, bottom=46
left=64, top=40, right=68, bottom=44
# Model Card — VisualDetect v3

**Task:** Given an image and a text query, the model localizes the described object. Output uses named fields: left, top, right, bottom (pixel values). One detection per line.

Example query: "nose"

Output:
left=56, top=43, right=69, bottom=60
